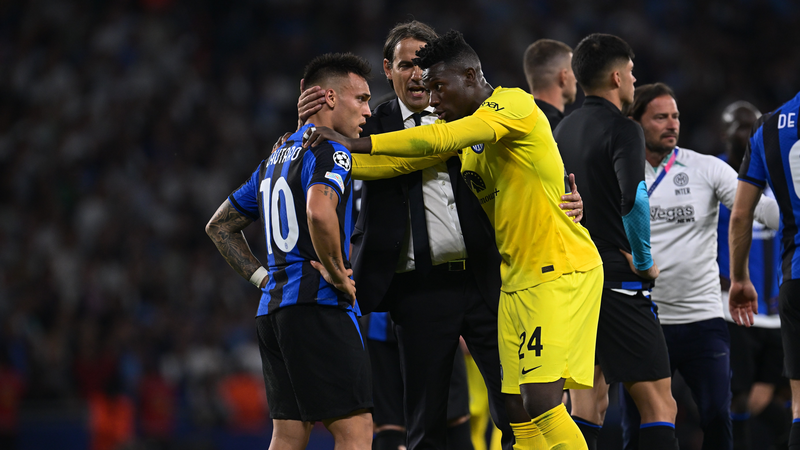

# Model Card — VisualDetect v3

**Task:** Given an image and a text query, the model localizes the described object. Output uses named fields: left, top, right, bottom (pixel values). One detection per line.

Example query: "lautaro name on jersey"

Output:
left=229, top=124, right=358, bottom=316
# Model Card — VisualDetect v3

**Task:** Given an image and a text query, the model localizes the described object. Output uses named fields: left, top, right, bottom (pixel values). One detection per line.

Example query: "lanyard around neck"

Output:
left=646, top=147, right=679, bottom=197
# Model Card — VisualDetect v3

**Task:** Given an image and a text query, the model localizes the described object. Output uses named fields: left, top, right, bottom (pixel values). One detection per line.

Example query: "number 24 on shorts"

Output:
left=518, top=326, right=543, bottom=359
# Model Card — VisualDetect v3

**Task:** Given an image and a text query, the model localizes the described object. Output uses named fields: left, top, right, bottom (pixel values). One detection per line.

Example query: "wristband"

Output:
left=250, top=266, right=268, bottom=288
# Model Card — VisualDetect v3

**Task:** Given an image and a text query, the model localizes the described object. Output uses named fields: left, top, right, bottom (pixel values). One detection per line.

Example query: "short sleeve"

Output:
left=304, top=141, right=352, bottom=201
left=228, top=163, right=263, bottom=221
left=471, top=88, right=537, bottom=142
left=739, top=128, right=768, bottom=188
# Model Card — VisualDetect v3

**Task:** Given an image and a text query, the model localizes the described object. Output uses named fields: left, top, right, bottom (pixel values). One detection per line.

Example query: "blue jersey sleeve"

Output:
left=302, top=141, right=352, bottom=201
left=739, top=128, right=768, bottom=188
left=622, top=181, right=654, bottom=270
left=228, top=163, right=263, bottom=221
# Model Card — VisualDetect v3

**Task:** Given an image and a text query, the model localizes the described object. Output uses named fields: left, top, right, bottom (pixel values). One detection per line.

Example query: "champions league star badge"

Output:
left=333, top=151, right=351, bottom=171
left=471, top=143, right=485, bottom=154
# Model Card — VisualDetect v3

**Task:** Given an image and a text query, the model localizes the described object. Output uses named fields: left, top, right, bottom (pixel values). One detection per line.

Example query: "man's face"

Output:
left=332, top=73, right=372, bottom=138
left=563, top=53, right=578, bottom=105
left=384, top=38, right=429, bottom=113
left=618, top=59, right=636, bottom=105
left=640, top=94, right=680, bottom=155
left=422, top=62, right=472, bottom=122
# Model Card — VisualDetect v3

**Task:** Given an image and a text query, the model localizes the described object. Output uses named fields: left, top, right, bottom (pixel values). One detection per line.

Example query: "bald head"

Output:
left=721, top=100, right=761, bottom=171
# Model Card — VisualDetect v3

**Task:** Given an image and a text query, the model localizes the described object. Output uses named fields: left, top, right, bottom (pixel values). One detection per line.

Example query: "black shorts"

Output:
left=778, top=279, right=800, bottom=379
left=256, top=304, right=372, bottom=422
left=728, top=322, right=784, bottom=392
left=596, top=288, right=671, bottom=384
left=369, top=336, right=471, bottom=426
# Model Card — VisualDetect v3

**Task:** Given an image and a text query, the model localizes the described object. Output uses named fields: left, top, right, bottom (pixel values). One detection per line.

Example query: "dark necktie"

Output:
left=408, top=111, right=432, bottom=276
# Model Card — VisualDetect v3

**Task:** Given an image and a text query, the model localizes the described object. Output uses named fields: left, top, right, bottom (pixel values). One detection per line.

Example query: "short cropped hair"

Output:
left=625, top=83, right=677, bottom=121
left=303, top=52, right=371, bottom=89
left=572, top=33, right=634, bottom=92
left=413, top=30, right=480, bottom=71
left=383, top=20, right=438, bottom=64
left=523, top=39, right=572, bottom=91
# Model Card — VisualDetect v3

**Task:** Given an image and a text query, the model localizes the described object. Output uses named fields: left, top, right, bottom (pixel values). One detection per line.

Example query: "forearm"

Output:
left=370, top=116, right=496, bottom=158
left=622, top=181, right=654, bottom=270
left=308, top=207, right=348, bottom=283
left=729, top=181, right=761, bottom=282
left=206, top=201, right=264, bottom=282
left=352, top=152, right=456, bottom=180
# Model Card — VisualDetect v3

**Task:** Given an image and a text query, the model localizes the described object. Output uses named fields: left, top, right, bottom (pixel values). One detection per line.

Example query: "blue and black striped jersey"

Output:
left=739, top=91, right=800, bottom=284
left=229, top=124, right=358, bottom=316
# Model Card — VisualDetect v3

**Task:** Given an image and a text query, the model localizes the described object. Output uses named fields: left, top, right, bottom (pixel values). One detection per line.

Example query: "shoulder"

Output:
left=613, top=117, right=644, bottom=141
left=478, top=87, right=536, bottom=120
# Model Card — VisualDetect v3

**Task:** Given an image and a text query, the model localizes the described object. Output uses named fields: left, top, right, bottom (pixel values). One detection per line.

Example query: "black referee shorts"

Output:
left=728, top=322, right=784, bottom=392
left=256, top=304, right=372, bottom=422
left=596, top=288, right=671, bottom=384
left=778, top=279, right=800, bottom=379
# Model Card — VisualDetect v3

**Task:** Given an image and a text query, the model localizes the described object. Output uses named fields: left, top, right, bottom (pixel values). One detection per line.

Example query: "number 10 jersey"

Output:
left=229, top=124, right=357, bottom=316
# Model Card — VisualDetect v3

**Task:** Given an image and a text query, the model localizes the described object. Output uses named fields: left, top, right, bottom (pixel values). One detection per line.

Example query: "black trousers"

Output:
left=387, top=267, right=512, bottom=450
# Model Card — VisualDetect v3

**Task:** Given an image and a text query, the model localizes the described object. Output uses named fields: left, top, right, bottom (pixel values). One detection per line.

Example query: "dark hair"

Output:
left=412, top=30, right=480, bottom=71
left=383, top=20, right=438, bottom=64
left=624, top=82, right=677, bottom=121
left=303, top=52, right=371, bottom=89
left=523, top=39, right=573, bottom=91
left=572, top=33, right=634, bottom=92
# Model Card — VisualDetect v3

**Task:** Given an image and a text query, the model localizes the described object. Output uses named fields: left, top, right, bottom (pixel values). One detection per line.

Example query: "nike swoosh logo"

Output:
left=521, top=365, right=542, bottom=375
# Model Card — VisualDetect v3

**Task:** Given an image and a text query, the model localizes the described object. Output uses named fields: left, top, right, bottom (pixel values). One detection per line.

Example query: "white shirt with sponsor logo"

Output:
left=646, top=147, right=779, bottom=325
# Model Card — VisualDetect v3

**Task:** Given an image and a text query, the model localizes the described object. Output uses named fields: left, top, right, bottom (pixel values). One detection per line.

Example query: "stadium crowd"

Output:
left=0, top=0, right=799, bottom=449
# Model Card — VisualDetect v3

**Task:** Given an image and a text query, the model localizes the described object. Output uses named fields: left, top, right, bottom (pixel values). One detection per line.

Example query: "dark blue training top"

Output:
left=739, top=91, right=800, bottom=284
left=229, top=124, right=358, bottom=316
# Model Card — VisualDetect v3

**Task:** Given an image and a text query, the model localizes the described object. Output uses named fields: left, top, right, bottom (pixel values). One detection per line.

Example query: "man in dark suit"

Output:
left=523, top=39, right=578, bottom=130
left=297, top=21, right=583, bottom=450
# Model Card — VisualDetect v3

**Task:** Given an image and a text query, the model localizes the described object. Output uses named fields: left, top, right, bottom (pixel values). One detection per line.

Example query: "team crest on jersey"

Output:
left=673, top=172, right=689, bottom=186
left=325, top=171, right=344, bottom=192
left=471, top=143, right=485, bottom=154
left=462, top=170, right=486, bottom=192
left=333, top=151, right=351, bottom=171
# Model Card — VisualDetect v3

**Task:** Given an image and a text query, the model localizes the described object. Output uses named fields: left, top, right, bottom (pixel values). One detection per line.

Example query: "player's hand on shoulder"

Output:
left=309, top=261, right=357, bottom=305
left=619, top=249, right=659, bottom=280
left=303, top=126, right=348, bottom=149
left=560, top=173, right=583, bottom=223
left=729, top=280, right=758, bottom=327
left=272, top=132, right=292, bottom=154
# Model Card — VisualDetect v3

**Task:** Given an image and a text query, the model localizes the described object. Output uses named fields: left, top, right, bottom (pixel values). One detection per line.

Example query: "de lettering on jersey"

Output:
left=778, top=112, right=796, bottom=129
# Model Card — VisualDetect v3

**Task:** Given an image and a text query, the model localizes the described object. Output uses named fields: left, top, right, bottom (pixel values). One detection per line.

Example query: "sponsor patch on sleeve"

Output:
left=325, top=171, right=344, bottom=192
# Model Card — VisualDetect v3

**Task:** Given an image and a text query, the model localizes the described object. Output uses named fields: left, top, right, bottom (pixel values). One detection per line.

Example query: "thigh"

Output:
left=754, top=327, right=785, bottom=385
left=596, top=289, right=671, bottom=384
left=778, top=279, right=800, bottom=379
left=256, top=314, right=303, bottom=421
left=727, top=321, right=756, bottom=394
left=275, top=305, right=372, bottom=422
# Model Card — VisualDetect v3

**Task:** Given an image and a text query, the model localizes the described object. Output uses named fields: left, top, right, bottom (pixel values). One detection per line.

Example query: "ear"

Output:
left=558, top=68, right=568, bottom=88
left=611, top=70, right=622, bottom=89
left=464, top=67, right=477, bottom=83
left=325, top=89, right=336, bottom=108
left=383, top=59, right=393, bottom=81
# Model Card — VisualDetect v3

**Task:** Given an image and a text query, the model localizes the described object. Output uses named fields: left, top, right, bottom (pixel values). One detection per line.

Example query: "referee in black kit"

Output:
left=554, top=33, right=679, bottom=450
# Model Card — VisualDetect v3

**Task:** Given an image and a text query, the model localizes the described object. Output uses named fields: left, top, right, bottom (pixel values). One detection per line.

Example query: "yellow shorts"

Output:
left=498, top=265, right=603, bottom=394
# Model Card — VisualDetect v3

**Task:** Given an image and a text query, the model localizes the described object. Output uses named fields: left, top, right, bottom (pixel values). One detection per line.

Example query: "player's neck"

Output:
left=645, top=147, right=672, bottom=168
left=533, top=89, right=565, bottom=112
left=586, top=89, right=622, bottom=111
left=307, top=111, right=335, bottom=131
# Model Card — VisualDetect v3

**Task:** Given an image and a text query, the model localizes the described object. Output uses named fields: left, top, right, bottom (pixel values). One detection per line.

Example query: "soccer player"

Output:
left=718, top=100, right=788, bottom=449
left=553, top=34, right=678, bottom=450
left=619, top=83, right=779, bottom=450
left=730, top=90, right=800, bottom=450
left=205, top=53, right=373, bottom=450
left=305, top=30, right=603, bottom=450
left=523, top=39, right=578, bottom=130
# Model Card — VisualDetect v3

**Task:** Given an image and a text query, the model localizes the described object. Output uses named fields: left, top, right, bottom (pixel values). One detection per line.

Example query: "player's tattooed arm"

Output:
left=205, top=200, right=266, bottom=285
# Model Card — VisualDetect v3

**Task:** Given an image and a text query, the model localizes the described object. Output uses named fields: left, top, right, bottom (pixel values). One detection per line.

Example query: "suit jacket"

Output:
left=352, top=98, right=502, bottom=314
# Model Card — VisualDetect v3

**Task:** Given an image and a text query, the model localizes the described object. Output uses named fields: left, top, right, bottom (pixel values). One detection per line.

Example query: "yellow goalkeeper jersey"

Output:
left=370, top=87, right=601, bottom=292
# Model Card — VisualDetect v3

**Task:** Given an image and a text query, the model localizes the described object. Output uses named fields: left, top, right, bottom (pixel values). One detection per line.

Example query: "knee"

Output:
left=504, top=394, right=531, bottom=424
